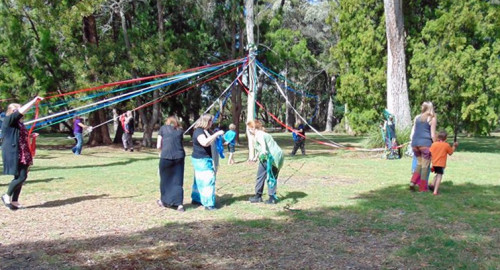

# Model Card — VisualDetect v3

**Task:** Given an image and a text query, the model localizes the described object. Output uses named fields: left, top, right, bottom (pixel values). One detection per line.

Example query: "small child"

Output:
left=223, top=123, right=237, bottom=165
left=429, top=131, right=458, bottom=195
left=291, top=120, right=306, bottom=155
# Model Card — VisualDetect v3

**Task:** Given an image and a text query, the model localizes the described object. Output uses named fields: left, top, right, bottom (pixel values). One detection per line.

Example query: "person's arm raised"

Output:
left=18, top=96, right=44, bottom=115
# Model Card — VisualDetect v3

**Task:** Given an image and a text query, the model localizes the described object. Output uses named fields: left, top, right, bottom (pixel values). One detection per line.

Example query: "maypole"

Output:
left=245, top=0, right=257, bottom=161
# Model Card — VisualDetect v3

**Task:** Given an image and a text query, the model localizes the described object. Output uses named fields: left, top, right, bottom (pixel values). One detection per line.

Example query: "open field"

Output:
left=1, top=132, right=499, bottom=269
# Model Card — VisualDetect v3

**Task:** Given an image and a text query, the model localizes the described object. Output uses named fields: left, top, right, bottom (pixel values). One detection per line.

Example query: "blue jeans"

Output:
left=72, top=132, right=83, bottom=155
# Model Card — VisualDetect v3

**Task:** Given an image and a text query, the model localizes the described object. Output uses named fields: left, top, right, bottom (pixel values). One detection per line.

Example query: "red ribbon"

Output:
left=27, top=99, right=41, bottom=156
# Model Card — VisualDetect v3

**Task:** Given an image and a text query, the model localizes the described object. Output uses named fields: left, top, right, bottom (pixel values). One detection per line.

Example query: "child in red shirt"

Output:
left=429, top=131, right=458, bottom=195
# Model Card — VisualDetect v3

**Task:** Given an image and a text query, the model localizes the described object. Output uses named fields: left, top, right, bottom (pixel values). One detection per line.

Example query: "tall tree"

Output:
left=383, top=0, right=411, bottom=130
left=245, top=0, right=257, bottom=160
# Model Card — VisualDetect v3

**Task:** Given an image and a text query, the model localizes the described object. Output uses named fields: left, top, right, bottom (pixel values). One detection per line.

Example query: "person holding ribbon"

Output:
left=71, top=115, right=92, bottom=155
left=1, top=96, right=44, bottom=210
left=191, top=114, right=224, bottom=211
left=247, top=119, right=284, bottom=204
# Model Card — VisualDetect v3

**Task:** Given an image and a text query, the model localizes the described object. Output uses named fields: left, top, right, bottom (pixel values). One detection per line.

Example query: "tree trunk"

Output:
left=325, top=75, right=336, bottom=132
left=88, top=110, right=113, bottom=145
left=83, top=14, right=111, bottom=145
left=140, top=91, right=160, bottom=147
left=83, top=16, right=99, bottom=46
left=120, top=6, right=132, bottom=56
left=230, top=18, right=242, bottom=144
left=245, top=0, right=256, bottom=160
left=157, top=0, right=164, bottom=50
left=384, top=0, right=411, bottom=130
left=344, top=103, right=353, bottom=135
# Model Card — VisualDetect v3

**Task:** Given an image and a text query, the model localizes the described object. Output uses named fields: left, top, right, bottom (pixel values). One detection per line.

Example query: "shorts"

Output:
left=433, top=166, right=444, bottom=175
left=227, top=144, right=235, bottom=153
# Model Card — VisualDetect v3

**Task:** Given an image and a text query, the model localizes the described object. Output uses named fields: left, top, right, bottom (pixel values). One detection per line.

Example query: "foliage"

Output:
left=329, top=0, right=387, bottom=133
left=408, top=0, right=500, bottom=135
left=330, top=0, right=500, bottom=135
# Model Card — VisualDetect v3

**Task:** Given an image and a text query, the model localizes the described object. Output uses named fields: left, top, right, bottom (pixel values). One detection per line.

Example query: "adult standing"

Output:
left=156, top=116, right=186, bottom=212
left=191, top=114, right=224, bottom=211
left=410, top=101, right=437, bottom=191
left=71, top=115, right=91, bottom=155
left=247, top=120, right=284, bottom=204
left=1, top=96, right=44, bottom=210
left=121, top=111, right=134, bottom=152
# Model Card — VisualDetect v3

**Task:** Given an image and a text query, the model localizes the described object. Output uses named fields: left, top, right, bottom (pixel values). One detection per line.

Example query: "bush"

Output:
left=362, top=126, right=412, bottom=149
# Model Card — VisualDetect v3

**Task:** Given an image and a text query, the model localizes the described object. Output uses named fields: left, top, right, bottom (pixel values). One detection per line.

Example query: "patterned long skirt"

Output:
left=191, top=157, right=216, bottom=207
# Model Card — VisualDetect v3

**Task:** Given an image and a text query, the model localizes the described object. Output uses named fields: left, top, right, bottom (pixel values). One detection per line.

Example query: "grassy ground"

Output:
left=0, top=132, right=499, bottom=269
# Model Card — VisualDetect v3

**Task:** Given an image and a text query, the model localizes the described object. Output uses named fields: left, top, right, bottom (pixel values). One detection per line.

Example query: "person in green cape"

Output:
left=247, top=119, right=284, bottom=204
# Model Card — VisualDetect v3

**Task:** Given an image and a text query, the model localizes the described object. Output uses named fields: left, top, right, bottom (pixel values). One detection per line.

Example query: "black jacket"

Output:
left=1, top=111, right=23, bottom=175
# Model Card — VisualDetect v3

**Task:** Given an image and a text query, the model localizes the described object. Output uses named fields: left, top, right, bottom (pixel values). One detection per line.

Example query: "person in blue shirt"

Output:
left=223, top=123, right=237, bottom=165
left=291, top=120, right=306, bottom=155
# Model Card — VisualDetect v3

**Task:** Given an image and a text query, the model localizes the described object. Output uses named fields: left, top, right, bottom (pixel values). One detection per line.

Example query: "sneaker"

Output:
left=264, top=197, right=277, bottom=204
left=2, top=194, right=11, bottom=206
left=130, top=149, right=134, bottom=152
left=249, top=195, right=263, bottom=203
left=409, top=183, right=416, bottom=192
left=177, top=205, right=185, bottom=212
left=205, top=206, right=217, bottom=211
left=156, top=200, right=165, bottom=208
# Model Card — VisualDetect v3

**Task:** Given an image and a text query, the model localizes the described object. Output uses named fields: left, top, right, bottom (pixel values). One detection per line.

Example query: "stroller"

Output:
left=381, top=110, right=401, bottom=159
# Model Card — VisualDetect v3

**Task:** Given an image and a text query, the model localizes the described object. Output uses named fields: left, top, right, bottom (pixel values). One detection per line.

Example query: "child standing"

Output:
left=223, top=123, right=237, bottom=165
left=291, top=120, right=306, bottom=155
left=429, top=131, right=458, bottom=195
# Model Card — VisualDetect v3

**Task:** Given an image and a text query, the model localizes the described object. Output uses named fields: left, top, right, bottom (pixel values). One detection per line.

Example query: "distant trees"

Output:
left=0, top=0, right=498, bottom=142
left=330, top=0, right=499, bottom=135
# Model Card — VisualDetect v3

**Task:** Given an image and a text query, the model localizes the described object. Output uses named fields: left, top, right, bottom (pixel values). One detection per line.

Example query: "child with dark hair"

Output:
left=291, top=120, right=305, bottom=155
left=429, top=131, right=458, bottom=195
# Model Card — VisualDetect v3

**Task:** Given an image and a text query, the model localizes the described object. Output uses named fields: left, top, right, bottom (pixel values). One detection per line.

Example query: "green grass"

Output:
left=0, top=132, right=499, bottom=269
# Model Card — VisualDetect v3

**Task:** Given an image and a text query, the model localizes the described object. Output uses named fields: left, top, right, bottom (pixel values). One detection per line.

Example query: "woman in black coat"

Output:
left=2, top=96, right=43, bottom=210
left=156, top=116, right=186, bottom=212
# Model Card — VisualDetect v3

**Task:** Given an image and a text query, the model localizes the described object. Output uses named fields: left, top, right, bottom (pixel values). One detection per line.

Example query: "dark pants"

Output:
left=159, top=158, right=185, bottom=206
left=255, top=161, right=279, bottom=197
left=291, top=139, right=305, bottom=155
left=7, top=164, right=29, bottom=202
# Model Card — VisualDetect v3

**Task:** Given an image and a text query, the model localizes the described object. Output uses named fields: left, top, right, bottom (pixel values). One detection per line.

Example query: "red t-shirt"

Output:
left=430, top=141, right=454, bottom=168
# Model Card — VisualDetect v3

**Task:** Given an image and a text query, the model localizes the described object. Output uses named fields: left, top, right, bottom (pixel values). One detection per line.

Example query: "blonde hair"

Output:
left=229, top=123, right=236, bottom=131
left=6, top=103, right=20, bottom=116
left=246, top=119, right=265, bottom=131
left=165, top=115, right=181, bottom=128
left=420, top=101, right=435, bottom=122
left=194, top=113, right=213, bottom=130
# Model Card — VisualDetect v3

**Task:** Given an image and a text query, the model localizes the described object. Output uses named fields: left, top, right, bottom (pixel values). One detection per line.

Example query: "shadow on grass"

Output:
left=217, top=193, right=255, bottom=207
left=29, top=156, right=158, bottom=172
left=26, top=194, right=109, bottom=209
left=0, top=177, right=65, bottom=187
left=1, top=183, right=498, bottom=269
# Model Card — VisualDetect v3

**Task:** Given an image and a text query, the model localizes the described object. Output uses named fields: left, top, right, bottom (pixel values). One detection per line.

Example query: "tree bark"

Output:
left=384, top=0, right=411, bottom=130
left=83, top=14, right=112, bottom=146
left=88, top=110, right=113, bottom=145
left=157, top=0, right=164, bottom=50
left=245, top=0, right=256, bottom=160
left=325, top=75, right=336, bottom=132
